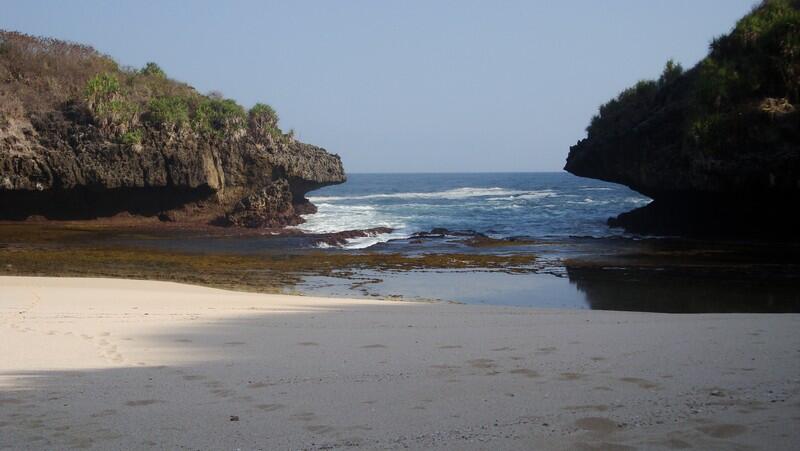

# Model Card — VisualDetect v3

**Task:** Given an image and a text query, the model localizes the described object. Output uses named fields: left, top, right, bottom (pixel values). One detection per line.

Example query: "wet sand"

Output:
left=1, top=276, right=799, bottom=450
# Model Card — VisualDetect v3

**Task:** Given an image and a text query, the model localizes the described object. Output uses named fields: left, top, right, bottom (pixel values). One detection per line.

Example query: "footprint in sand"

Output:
left=619, top=377, right=660, bottom=389
left=255, top=403, right=284, bottom=412
left=84, top=333, right=127, bottom=364
left=305, top=424, right=335, bottom=434
left=573, top=441, right=635, bottom=451
left=430, top=364, right=461, bottom=370
left=182, top=375, right=205, bottom=381
left=575, top=417, right=618, bottom=434
left=204, top=380, right=223, bottom=389
left=660, top=438, right=692, bottom=449
left=509, top=368, right=540, bottom=378
left=560, top=372, right=586, bottom=381
left=697, top=423, right=747, bottom=438
left=563, top=404, right=609, bottom=412
left=290, top=412, right=317, bottom=422
left=125, top=400, right=164, bottom=407
left=210, top=388, right=236, bottom=398
left=467, top=358, right=497, bottom=369
left=89, top=409, right=117, bottom=418
left=492, top=346, right=515, bottom=352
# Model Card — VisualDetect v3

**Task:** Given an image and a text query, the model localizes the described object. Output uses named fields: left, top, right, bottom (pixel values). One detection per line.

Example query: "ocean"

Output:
left=298, top=172, right=650, bottom=248
left=289, top=173, right=799, bottom=312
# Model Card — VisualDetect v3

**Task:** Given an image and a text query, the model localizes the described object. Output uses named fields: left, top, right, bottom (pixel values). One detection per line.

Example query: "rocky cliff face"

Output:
left=565, top=1, right=800, bottom=237
left=0, top=110, right=345, bottom=225
left=0, top=32, right=345, bottom=226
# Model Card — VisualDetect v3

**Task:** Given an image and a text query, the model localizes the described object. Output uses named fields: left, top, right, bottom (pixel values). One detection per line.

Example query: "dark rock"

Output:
left=0, top=108, right=345, bottom=226
left=411, top=228, right=487, bottom=239
left=224, top=179, right=297, bottom=228
left=464, top=235, right=538, bottom=248
left=315, top=227, right=393, bottom=247
left=606, top=195, right=800, bottom=238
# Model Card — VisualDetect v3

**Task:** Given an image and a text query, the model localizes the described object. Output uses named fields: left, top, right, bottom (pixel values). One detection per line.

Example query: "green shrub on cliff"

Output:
left=249, top=103, right=279, bottom=127
left=694, top=2, right=800, bottom=111
left=193, top=97, right=247, bottom=135
left=85, top=73, right=120, bottom=113
left=587, top=79, right=658, bottom=137
left=248, top=103, right=283, bottom=140
left=658, top=59, right=684, bottom=87
left=106, top=99, right=139, bottom=126
left=144, top=96, right=189, bottom=128
left=690, top=0, right=799, bottom=150
left=140, top=62, right=166, bottom=78
left=118, top=129, right=143, bottom=146
left=84, top=73, right=141, bottom=131
left=585, top=0, right=799, bottom=151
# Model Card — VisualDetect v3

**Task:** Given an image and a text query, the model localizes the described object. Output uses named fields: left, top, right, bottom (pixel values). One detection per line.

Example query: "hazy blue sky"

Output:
left=3, top=1, right=756, bottom=172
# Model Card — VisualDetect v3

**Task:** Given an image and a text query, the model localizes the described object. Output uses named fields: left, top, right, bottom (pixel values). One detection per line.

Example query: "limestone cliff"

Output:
left=0, top=31, right=345, bottom=226
left=565, top=0, right=800, bottom=236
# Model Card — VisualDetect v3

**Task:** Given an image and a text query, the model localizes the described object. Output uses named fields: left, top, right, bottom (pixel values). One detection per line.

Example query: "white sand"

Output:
left=1, top=276, right=798, bottom=450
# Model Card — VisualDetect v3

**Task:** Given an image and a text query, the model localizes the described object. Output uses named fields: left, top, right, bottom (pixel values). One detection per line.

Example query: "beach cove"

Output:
left=2, top=276, right=798, bottom=450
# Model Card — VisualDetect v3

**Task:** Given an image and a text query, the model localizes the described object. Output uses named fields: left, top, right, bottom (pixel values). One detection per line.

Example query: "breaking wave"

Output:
left=309, top=187, right=527, bottom=202
left=298, top=175, right=651, bottom=249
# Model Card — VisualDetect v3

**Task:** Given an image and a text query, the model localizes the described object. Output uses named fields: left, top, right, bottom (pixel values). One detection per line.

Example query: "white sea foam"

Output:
left=309, top=187, right=527, bottom=202
left=297, top=204, right=404, bottom=233
left=337, top=229, right=409, bottom=249
left=566, top=198, right=611, bottom=205
left=486, top=190, right=558, bottom=201
left=294, top=202, right=410, bottom=249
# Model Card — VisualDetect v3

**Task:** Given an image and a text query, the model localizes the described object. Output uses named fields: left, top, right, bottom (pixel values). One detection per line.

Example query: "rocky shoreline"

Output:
left=0, top=116, right=346, bottom=227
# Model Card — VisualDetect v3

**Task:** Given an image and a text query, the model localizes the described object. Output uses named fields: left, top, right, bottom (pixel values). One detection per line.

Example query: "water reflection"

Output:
left=565, top=266, right=800, bottom=313
left=296, top=266, right=800, bottom=314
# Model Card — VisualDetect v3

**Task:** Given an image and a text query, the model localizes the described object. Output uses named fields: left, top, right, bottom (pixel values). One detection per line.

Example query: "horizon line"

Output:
left=344, top=170, right=571, bottom=175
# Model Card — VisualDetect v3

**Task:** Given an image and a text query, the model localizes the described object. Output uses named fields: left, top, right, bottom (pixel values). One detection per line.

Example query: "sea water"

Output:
left=298, top=172, right=650, bottom=248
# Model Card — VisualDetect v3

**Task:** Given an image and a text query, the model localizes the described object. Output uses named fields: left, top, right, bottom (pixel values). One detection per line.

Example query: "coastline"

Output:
left=2, top=276, right=798, bottom=449
left=3, top=221, right=799, bottom=313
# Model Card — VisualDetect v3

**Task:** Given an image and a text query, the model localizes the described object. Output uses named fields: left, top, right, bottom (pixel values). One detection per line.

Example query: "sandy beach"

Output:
left=1, top=276, right=798, bottom=450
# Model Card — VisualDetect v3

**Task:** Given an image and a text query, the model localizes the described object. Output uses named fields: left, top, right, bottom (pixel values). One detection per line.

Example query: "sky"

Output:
left=2, top=0, right=756, bottom=173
